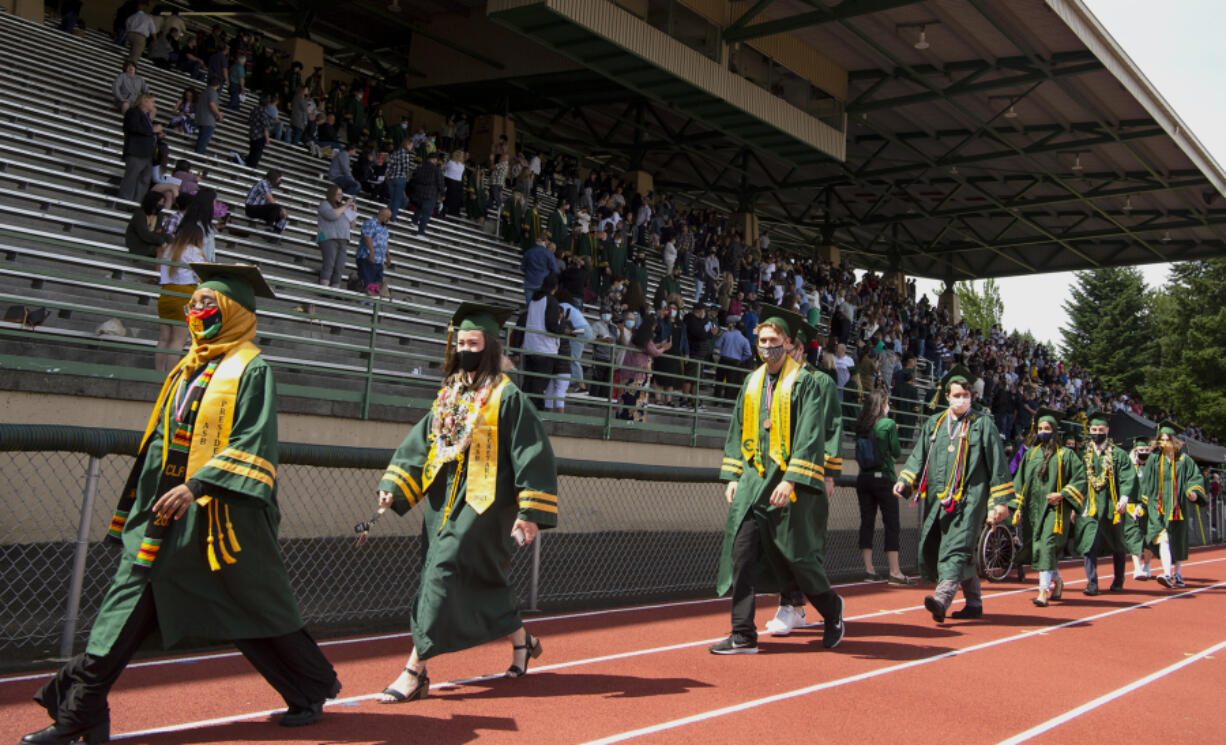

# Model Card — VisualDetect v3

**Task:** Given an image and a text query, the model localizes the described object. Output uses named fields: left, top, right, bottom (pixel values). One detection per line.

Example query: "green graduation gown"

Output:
left=380, top=379, right=558, bottom=660
left=88, top=357, right=302, bottom=656
left=1006, top=445, right=1087, bottom=571
left=520, top=207, right=542, bottom=251
left=716, top=359, right=842, bottom=597
left=1139, top=450, right=1205, bottom=562
left=547, top=211, right=571, bottom=254
left=653, top=274, right=682, bottom=309
left=604, top=238, right=627, bottom=280
left=500, top=199, right=523, bottom=245
left=892, top=379, right=922, bottom=444
left=902, top=409, right=1013, bottom=582
left=625, top=261, right=648, bottom=300
left=464, top=168, right=487, bottom=220
left=1072, top=444, right=1137, bottom=557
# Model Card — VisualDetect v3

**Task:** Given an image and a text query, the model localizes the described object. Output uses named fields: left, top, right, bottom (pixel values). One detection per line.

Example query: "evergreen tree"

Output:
left=954, top=278, right=1003, bottom=335
left=1059, top=266, right=1153, bottom=393
left=1139, top=259, right=1226, bottom=436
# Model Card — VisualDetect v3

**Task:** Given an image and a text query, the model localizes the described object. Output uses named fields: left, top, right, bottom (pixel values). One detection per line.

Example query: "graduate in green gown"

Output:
left=712, top=309, right=845, bottom=654
left=1126, top=435, right=1154, bottom=580
left=898, top=366, right=1013, bottom=623
left=463, top=163, right=487, bottom=223
left=546, top=201, right=571, bottom=255
left=376, top=303, right=558, bottom=703
left=1138, top=421, right=1205, bottom=589
left=25, top=265, right=340, bottom=745
left=992, top=408, right=1087, bottom=607
left=1072, top=411, right=1137, bottom=595
left=762, top=313, right=844, bottom=637
left=500, top=191, right=525, bottom=245
left=520, top=203, right=542, bottom=251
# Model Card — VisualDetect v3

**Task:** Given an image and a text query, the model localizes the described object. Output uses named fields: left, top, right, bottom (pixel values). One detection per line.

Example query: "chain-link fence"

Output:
left=4, top=424, right=1221, bottom=666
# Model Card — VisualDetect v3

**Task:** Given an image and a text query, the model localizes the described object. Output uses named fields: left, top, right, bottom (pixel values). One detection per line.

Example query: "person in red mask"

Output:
left=22, top=265, right=340, bottom=745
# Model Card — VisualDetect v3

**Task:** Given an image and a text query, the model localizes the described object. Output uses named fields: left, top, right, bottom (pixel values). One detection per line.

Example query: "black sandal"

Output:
left=506, top=633, right=542, bottom=678
left=378, top=666, right=428, bottom=704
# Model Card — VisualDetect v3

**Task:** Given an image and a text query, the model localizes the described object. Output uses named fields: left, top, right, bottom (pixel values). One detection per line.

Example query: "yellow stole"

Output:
left=136, top=341, right=261, bottom=570
left=423, top=375, right=511, bottom=518
left=1012, top=447, right=1065, bottom=533
left=740, top=356, right=801, bottom=476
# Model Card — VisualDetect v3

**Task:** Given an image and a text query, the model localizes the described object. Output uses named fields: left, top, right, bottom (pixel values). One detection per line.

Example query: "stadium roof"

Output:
left=207, top=0, right=1226, bottom=280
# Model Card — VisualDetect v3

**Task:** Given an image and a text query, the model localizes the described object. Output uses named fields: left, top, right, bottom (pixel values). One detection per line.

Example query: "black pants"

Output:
left=856, top=473, right=900, bottom=552
left=716, top=362, right=746, bottom=401
left=730, top=515, right=839, bottom=640
left=34, top=586, right=338, bottom=729
left=245, top=202, right=281, bottom=228
left=522, top=354, right=554, bottom=410
left=246, top=136, right=267, bottom=168
left=1084, top=529, right=1126, bottom=587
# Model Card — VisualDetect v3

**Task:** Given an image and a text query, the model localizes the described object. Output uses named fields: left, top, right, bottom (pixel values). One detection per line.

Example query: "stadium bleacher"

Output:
left=0, top=9, right=734, bottom=441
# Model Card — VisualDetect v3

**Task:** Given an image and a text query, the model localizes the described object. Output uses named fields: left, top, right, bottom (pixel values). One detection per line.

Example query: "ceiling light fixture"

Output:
left=914, top=27, right=930, bottom=50
left=1161, top=231, right=1172, bottom=243
left=1122, top=196, right=1133, bottom=213
left=1071, top=154, right=1083, bottom=172
left=949, top=165, right=959, bottom=176
left=1004, top=105, right=1018, bottom=119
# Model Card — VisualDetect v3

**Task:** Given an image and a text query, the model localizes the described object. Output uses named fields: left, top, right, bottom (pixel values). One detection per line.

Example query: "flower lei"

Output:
left=1084, top=440, right=1113, bottom=492
left=428, top=378, right=495, bottom=466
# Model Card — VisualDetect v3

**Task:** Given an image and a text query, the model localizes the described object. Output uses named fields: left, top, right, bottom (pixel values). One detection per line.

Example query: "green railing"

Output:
left=0, top=242, right=932, bottom=445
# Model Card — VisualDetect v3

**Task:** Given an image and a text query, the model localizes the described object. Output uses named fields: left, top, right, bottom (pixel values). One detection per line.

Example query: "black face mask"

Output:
left=1091, top=432, right=1107, bottom=445
left=457, top=350, right=482, bottom=372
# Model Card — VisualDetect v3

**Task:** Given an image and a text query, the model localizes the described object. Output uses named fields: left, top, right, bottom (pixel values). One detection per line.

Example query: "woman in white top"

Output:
left=155, top=189, right=214, bottom=372
left=442, top=150, right=466, bottom=216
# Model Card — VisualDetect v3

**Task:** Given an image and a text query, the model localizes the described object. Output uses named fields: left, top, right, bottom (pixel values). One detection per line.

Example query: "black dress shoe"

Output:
left=279, top=701, right=323, bottom=727
left=21, top=719, right=109, bottom=745
left=950, top=605, right=983, bottom=620
left=923, top=595, right=946, bottom=624
left=1107, top=582, right=1125, bottom=593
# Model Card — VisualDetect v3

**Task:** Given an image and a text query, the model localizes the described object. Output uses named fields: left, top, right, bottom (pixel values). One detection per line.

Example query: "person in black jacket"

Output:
left=124, top=190, right=172, bottom=258
left=119, top=94, right=161, bottom=201
left=406, top=151, right=444, bottom=236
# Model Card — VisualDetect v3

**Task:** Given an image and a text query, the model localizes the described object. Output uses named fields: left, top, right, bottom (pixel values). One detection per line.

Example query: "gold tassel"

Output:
left=1053, top=502, right=1063, bottom=534
left=224, top=504, right=242, bottom=553
left=204, top=501, right=221, bottom=571
left=214, top=501, right=237, bottom=566
left=443, top=322, right=455, bottom=370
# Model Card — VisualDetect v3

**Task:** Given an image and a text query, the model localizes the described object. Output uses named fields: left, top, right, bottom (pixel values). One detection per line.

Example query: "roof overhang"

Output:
left=486, top=0, right=846, bottom=166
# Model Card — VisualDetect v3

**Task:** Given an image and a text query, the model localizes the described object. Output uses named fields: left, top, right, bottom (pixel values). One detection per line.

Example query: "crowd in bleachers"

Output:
left=79, top=4, right=1220, bottom=443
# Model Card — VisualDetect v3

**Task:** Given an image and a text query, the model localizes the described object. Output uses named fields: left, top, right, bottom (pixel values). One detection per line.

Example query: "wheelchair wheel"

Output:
left=978, top=522, right=1016, bottom=583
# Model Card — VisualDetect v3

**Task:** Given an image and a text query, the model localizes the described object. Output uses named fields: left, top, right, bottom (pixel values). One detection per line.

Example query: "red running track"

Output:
left=2, top=548, right=1223, bottom=745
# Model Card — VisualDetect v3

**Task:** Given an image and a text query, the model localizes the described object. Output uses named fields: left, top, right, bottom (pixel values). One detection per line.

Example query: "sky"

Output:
left=912, top=0, right=1226, bottom=348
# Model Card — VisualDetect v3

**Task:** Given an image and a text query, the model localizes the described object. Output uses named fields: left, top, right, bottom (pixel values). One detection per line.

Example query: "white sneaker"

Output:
left=765, top=605, right=806, bottom=636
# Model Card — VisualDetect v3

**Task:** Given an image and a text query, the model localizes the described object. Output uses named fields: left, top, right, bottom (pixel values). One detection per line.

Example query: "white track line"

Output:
left=575, top=582, right=1226, bottom=745
left=994, top=638, right=1226, bottom=745
left=0, top=578, right=892, bottom=686
left=101, top=563, right=1226, bottom=741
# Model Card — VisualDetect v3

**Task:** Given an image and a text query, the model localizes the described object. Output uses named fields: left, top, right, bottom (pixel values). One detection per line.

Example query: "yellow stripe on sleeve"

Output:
left=519, top=498, right=559, bottom=514
left=387, top=465, right=422, bottom=498
left=210, top=459, right=274, bottom=489
left=518, top=490, right=557, bottom=504
left=218, top=448, right=276, bottom=479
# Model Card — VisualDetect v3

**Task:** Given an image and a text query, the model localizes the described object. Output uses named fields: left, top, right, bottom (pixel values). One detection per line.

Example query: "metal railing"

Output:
left=0, top=424, right=931, bottom=665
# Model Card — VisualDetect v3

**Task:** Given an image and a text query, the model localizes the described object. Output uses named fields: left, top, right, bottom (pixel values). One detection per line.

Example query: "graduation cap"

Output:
left=1035, top=407, right=1062, bottom=428
left=1131, top=435, right=1153, bottom=449
left=450, top=302, right=515, bottom=337
left=1086, top=409, right=1111, bottom=427
left=755, top=304, right=803, bottom=342
left=928, top=364, right=974, bottom=409
left=1156, top=419, right=1180, bottom=437
left=190, top=263, right=275, bottom=312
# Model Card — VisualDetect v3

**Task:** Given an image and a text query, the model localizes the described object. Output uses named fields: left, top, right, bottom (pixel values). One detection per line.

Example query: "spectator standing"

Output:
left=193, top=76, right=223, bottom=154
left=357, top=208, right=393, bottom=296
left=854, top=390, right=910, bottom=583
left=617, top=316, right=667, bottom=422
left=490, top=153, right=510, bottom=214
left=155, top=189, right=215, bottom=371
left=588, top=307, right=616, bottom=401
left=227, top=54, right=247, bottom=111
left=714, top=319, right=751, bottom=400
left=521, top=236, right=559, bottom=306
left=290, top=86, right=309, bottom=144
left=241, top=93, right=273, bottom=168
left=59, top=0, right=83, bottom=34
left=384, top=139, right=413, bottom=220
left=833, top=343, right=855, bottom=400
left=558, top=289, right=592, bottom=391
left=119, top=94, right=160, bottom=202
left=519, top=275, right=562, bottom=410
left=442, top=151, right=466, bottom=216
left=406, top=151, right=444, bottom=235
left=124, top=2, right=157, bottom=65
left=244, top=169, right=288, bottom=233
left=112, top=61, right=149, bottom=114
left=330, top=144, right=361, bottom=196
left=316, top=185, right=356, bottom=288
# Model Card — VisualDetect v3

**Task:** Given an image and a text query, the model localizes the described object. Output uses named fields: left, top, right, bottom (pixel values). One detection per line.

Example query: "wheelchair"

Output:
left=976, top=518, right=1026, bottom=582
